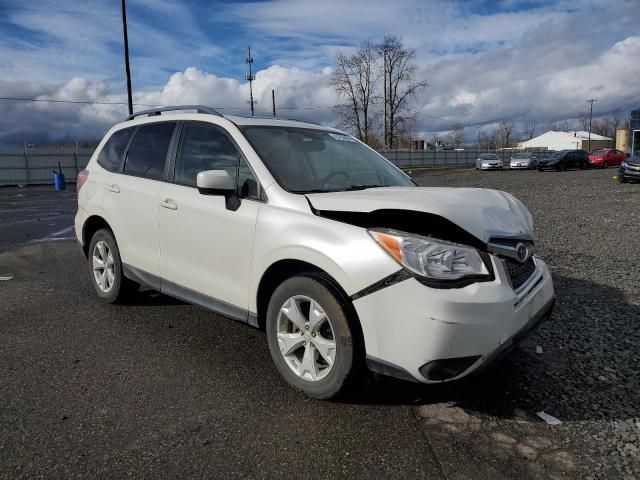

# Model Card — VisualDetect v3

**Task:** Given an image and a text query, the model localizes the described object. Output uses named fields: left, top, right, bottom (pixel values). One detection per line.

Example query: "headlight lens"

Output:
left=621, top=161, right=628, bottom=168
left=369, top=229, right=489, bottom=280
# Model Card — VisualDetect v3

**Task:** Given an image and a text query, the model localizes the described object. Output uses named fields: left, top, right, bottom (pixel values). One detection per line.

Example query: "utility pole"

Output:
left=383, top=48, right=388, bottom=149
left=121, top=0, right=133, bottom=116
left=246, top=47, right=255, bottom=116
left=272, top=89, right=276, bottom=117
left=586, top=98, right=598, bottom=152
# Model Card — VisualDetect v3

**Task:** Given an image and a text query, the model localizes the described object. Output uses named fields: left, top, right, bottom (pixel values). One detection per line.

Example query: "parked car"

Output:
left=588, top=148, right=626, bottom=168
left=618, top=155, right=640, bottom=183
left=537, top=150, right=588, bottom=171
left=509, top=152, right=537, bottom=170
left=75, top=105, right=555, bottom=399
left=476, top=153, right=503, bottom=170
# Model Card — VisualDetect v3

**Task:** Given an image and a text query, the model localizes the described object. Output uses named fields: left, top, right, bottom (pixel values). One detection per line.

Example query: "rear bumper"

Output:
left=355, top=256, right=555, bottom=383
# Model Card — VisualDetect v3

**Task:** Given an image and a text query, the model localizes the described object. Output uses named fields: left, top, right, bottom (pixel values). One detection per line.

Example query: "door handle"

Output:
left=159, top=199, right=177, bottom=210
left=107, top=184, right=120, bottom=193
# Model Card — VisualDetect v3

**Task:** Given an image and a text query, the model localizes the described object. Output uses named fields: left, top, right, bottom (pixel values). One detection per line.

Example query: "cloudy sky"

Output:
left=0, top=0, right=638, bottom=146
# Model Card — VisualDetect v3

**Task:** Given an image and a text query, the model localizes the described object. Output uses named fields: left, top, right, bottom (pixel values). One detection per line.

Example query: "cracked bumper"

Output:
left=354, top=257, right=555, bottom=383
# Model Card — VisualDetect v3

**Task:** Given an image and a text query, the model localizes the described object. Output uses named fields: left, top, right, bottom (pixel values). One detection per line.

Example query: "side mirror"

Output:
left=197, top=170, right=235, bottom=195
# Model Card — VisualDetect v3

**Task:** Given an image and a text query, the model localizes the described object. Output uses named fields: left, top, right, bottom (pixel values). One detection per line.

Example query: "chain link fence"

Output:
left=379, top=148, right=556, bottom=168
left=0, top=147, right=557, bottom=186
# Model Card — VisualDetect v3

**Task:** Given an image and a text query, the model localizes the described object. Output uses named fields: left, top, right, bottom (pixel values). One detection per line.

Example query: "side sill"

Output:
left=122, top=264, right=258, bottom=327
left=366, top=355, right=419, bottom=383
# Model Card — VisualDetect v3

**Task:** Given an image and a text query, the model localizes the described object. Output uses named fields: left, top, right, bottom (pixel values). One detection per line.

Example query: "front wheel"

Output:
left=88, top=228, right=138, bottom=303
left=266, top=275, right=358, bottom=399
left=618, top=174, right=627, bottom=183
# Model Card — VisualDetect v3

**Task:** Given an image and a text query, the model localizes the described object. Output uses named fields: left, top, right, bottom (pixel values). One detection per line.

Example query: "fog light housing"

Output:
left=419, top=355, right=481, bottom=381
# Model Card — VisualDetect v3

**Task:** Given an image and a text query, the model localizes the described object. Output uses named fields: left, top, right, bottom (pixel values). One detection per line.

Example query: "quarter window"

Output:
left=124, top=123, right=175, bottom=180
left=97, top=127, right=135, bottom=172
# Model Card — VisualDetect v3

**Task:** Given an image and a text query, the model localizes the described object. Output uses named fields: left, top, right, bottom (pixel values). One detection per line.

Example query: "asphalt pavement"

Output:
left=1, top=169, right=638, bottom=479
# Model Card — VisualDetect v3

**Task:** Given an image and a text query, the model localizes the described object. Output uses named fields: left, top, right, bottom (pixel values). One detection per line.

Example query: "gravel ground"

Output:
left=409, top=167, right=640, bottom=479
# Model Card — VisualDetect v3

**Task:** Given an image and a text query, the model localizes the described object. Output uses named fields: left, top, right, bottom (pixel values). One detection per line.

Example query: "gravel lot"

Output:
left=410, top=167, right=640, bottom=479
left=0, top=168, right=638, bottom=479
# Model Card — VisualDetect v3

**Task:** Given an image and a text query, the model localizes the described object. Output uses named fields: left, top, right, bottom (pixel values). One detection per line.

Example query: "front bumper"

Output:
left=480, top=163, right=503, bottom=170
left=620, top=165, right=640, bottom=179
left=355, top=256, right=555, bottom=383
left=509, top=162, right=530, bottom=169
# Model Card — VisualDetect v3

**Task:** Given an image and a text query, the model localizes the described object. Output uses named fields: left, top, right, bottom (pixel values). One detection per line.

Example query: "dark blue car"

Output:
left=618, top=155, right=640, bottom=183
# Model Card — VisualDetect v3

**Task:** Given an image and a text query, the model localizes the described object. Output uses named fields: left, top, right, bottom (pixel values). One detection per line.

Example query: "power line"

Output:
left=0, top=97, right=158, bottom=107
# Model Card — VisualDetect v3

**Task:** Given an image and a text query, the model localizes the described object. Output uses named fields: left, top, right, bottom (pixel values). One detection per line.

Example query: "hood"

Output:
left=306, top=187, right=533, bottom=243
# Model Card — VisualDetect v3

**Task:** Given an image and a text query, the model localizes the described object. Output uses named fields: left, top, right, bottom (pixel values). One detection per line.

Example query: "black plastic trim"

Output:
left=366, top=355, right=418, bottom=382
left=350, top=270, right=411, bottom=301
left=122, top=263, right=258, bottom=326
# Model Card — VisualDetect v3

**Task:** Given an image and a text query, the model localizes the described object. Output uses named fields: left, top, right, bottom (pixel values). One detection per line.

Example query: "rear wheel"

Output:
left=602, top=161, right=609, bottom=169
left=88, top=229, right=138, bottom=303
left=266, top=275, right=358, bottom=399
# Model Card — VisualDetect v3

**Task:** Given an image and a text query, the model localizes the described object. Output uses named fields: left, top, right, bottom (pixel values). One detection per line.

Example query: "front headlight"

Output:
left=369, top=229, right=489, bottom=281
left=621, top=161, right=628, bottom=168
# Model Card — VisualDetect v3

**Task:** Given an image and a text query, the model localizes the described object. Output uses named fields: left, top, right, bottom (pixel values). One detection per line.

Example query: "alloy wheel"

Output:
left=276, top=295, right=337, bottom=382
left=92, top=240, right=115, bottom=293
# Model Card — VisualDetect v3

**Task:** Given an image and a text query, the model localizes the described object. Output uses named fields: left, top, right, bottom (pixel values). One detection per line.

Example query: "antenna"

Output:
left=246, top=46, right=255, bottom=116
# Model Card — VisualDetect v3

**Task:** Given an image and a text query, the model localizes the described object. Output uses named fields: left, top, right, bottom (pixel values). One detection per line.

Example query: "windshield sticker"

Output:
left=328, top=133, right=357, bottom=143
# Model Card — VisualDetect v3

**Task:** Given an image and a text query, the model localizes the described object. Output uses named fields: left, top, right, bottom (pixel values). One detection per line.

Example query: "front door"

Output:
left=157, top=121, right=261, bottom=314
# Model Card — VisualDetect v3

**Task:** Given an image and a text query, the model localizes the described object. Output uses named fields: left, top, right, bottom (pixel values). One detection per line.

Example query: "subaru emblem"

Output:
left=515, top=243, right=529, bottom=263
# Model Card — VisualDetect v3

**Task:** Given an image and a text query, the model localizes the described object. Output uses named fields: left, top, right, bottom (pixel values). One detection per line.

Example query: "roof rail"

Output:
left=126, top=105, right=223, bottom=121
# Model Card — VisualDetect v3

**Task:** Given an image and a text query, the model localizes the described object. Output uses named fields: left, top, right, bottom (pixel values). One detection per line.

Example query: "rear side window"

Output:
left=124, top=123, right=175, bottom=180
left=97, top=127, right=135, bottom=172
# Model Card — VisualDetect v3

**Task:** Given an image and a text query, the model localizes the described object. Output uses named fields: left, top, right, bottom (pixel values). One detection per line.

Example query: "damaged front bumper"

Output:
left=354, top=256, right=555, bottom=383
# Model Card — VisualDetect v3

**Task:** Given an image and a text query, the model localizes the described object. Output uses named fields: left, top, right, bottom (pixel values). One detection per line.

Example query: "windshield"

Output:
left=480, top=154, right=498, bottom=160
left=512, top=153, right=530, bottom=159
left=240, top=126, right=415, bottom=193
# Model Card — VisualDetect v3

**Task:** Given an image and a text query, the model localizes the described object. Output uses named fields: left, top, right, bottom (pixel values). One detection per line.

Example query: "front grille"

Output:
left=504, top=257, right=536, bottom=291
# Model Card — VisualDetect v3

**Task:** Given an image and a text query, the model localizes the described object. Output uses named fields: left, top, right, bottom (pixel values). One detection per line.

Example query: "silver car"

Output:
left=510, top=152, right=537, bottom=170
left=476, top=153, right=503, bottom=170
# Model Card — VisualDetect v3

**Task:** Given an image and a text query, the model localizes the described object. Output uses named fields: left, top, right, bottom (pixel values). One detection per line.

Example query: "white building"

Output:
left=517, top=131, right=613, bottom=151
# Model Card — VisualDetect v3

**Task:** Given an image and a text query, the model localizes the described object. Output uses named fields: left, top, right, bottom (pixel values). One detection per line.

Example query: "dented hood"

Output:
left=306, top=187, right=533, bottom=243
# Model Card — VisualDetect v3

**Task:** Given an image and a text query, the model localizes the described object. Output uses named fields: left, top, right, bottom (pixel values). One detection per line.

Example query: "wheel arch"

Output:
left=81, top=215, right=113, bottom=258
left=255, top=259, right=364, bottom=355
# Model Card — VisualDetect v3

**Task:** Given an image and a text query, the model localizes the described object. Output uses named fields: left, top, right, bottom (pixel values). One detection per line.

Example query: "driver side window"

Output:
left=174, top=123, right=239, bottom=187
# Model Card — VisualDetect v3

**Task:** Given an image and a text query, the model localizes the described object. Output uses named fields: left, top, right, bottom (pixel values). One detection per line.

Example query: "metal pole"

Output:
left=246, top=47, right=255, bottom=116
left=272, top=89, right=276, bottom=117
left=383, top=49, right=387, bottom=149
left=24, top=141, right=30, bottom=184
left=587, top=98, right=597, bottom=152
left=121, top=0, right=133, bottom=115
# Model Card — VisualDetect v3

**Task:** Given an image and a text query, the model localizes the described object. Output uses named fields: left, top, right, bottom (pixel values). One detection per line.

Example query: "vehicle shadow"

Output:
left=340, top=273, right=640, bottom=423
left=120, top=287, right=186, bottom=307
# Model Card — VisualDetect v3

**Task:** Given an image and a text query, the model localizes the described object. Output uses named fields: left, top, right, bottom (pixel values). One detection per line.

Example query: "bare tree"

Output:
left=499, top=121, right=514, bottom=147
left=430, top=133, right=441, bottom=149
left=379, top=35, right=428, bottom=148
left=578, top=112, right=590, bottom=131
left=547, top=119, right=571, bottom=132
left=329, top=41, right=378, bottom=145
left=447, top=122, right=464, bottom=148
left=522, top=120, right=537, bottom=140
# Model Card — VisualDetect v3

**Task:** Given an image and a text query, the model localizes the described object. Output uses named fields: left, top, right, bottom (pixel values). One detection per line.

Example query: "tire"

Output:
left=266, top=275, right=358, bottom=399
left=602, top=161, right=609, bottom=169
left=618, top=175, right=627, bottom=184
left=88, top=228, right=138, bottom=303
left=579, top=160, right=586, bottom=170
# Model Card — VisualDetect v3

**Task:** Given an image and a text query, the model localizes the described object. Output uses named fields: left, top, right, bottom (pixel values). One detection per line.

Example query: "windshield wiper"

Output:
left=341, top=184, right=384, bottom=191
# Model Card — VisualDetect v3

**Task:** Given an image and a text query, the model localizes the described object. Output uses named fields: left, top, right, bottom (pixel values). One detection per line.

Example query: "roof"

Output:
left=519, top=130, right=612, bottom=146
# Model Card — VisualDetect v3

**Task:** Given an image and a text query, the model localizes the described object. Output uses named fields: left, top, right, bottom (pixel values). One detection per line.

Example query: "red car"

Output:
left=588, top=148, right=626, bottom=168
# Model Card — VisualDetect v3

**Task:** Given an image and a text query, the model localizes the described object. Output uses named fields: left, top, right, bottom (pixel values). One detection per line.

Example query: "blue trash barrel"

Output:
left=54, top=172, right=66, bottom=191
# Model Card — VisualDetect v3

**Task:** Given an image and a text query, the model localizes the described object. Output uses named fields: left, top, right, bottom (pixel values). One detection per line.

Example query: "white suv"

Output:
left=76, top=105, right=555, bottom=399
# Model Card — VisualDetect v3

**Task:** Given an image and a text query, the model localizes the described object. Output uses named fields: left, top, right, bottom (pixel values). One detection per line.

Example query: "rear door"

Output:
left=157, top=121, right=262, bottom=315
left=101, top=122, right=176, bottom=277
